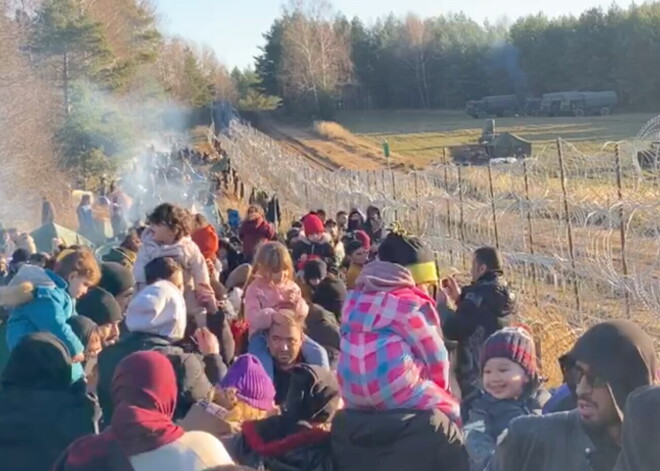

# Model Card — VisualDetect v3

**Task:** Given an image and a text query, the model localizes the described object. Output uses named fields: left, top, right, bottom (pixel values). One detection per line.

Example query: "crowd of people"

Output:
left=0, top=158, right=657, bottom=471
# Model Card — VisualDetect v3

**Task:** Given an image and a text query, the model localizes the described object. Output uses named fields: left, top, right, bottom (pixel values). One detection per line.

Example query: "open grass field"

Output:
left=333, top=109, right=657, bottom=165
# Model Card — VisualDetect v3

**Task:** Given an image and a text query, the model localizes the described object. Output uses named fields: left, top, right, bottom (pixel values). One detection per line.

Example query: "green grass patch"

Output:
left=335, top=110, right=657, bottom=161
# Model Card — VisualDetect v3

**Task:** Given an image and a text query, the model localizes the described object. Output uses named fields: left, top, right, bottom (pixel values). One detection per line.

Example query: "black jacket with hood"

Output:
left=442, top=270, right=516, bottom=398
left=229, top=364, right=339, bottom=471
left=0, top=333, right=99, bottom=471
left=488, top=320, right=657, bottom=471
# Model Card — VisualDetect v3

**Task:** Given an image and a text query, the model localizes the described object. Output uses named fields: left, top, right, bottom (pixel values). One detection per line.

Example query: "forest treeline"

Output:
left=0, top=0, right=275, bottom=208
left=254, top=1, right=660, bottom=117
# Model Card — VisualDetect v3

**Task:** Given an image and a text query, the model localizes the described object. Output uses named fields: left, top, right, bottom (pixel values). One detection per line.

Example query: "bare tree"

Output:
left=0, top=7, right=73, bottom=228
left=401, top=14, right=432, bottom=108
left=279, top=0, right=352, bottom=113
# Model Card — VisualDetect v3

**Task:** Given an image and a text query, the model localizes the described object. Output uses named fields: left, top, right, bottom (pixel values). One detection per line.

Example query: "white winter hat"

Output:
left=125, top=280, right=187, bottom=340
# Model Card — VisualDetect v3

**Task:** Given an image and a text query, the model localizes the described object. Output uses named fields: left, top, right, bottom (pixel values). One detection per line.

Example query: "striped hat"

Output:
left=481, top=326, right=538, bottom=380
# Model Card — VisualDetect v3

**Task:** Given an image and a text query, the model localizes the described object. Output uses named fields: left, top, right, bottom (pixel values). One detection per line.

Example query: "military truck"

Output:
left=466, top=95, right=521, bottom=119
left=540, top=91, right=618, bottom=117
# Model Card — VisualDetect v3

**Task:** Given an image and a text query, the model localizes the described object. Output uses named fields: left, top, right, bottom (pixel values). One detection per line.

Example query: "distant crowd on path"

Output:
left=0, top=189, right=657, bottom=471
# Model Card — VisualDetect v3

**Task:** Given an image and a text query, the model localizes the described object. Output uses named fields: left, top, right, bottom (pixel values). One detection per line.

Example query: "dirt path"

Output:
left=254, top=114, right=387, bottom=170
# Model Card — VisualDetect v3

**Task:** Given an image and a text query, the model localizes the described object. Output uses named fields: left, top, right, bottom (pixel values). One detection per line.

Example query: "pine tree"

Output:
left=181, top=48, right=213, bottom=108
left=30, top=0, right=114, bottom=115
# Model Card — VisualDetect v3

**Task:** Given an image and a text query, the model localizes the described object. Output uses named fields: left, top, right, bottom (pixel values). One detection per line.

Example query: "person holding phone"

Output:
left=437, top=247, right=517, bottom=408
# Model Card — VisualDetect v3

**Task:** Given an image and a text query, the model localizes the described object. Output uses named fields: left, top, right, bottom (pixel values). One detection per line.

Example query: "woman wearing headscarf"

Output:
left=55, top=351, right=234, bottom=471
left=0, top=333, right=98, bottom=471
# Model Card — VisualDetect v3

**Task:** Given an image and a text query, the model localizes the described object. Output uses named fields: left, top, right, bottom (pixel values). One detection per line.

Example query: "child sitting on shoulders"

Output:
left=244, top=242, right=325, bottom=379
left=464, top=326, right=550, bottom=471
left=133, top=203, right=211, bottom=320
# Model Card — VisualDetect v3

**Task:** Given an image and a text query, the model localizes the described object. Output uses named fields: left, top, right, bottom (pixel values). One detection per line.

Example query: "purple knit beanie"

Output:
left=220, top=354, right=276, bottom=411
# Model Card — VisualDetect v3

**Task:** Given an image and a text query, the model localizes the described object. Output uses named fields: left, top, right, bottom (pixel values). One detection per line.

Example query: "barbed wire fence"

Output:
left=221, top=120, right=660, bottom=380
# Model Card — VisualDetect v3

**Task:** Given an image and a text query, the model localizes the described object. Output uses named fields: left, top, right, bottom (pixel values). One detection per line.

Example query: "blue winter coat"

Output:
left=2, top=266, right=84, bottom=382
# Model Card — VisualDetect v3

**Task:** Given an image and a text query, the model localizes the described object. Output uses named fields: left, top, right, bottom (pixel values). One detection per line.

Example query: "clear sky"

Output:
left=155, top=0, right=635, bottom=70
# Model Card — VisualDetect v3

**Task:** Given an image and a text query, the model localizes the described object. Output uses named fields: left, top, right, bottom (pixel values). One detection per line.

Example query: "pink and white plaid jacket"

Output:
left=338, top=262, right=461, bottom=424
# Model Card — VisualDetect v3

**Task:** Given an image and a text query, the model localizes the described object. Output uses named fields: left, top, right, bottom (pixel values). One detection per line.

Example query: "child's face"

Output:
left=350, top=248, right=368, bottom=266
left=325, top=225, right=338, bottom=239
left=268, top=270, right=286, bottom=284
left=86, top=331, right=103, bottom=358
left=483, top=357, right=528, bottom=400
left=150, top=223, right=176, bottom=244
left=68, top=275, right=92, bottom=299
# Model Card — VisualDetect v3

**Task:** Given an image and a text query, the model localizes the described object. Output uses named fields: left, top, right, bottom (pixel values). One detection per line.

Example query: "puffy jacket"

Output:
left=339, top=261, right=460, bottom=423
left=239, top=217, right=276, bottom=260
left=244, top=275, right=308, bottom=336
left=292, top=234, right=336, bottom=271
left=1, top=266, right=84, bottom=382
left=133, top=230, right=210, bottom=316
left=332, top=408, right=468, bottom=471
left=97, top=331, right=226, bottom=422
left=0, top=385, right=98, bottom=471
left=229, top=417, right=334, bottom=471
left=464, top=388, right=550, bottom=471
left=442, top=271, right=516, bottom=399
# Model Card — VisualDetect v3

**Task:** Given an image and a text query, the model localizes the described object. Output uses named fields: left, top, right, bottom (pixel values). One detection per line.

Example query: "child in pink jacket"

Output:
left=338, top=228, right=461, bottom=424
left=243, top=242, right=308, bottom=335
left=244, top=242, right=328, bottom=379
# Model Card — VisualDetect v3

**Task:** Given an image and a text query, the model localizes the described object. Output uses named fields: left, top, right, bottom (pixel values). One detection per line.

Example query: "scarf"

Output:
left=355, top=260, right=416, bottom=293
left=55, top=351, right=185, bottom=471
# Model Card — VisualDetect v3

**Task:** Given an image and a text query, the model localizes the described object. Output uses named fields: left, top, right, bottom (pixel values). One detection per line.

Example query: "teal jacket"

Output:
left=2, top=266, right=84, bottom=382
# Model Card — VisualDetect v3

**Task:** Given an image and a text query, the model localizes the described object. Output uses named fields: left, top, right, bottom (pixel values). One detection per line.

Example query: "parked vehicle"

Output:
left=466, top=95, right=521, bottom=118
left=540, top=91, right=618, bottom=117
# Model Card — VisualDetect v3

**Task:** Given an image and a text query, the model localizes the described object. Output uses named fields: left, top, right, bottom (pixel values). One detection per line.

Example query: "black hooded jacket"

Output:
left=0, top=333, right=99, bottom=471
left=229, top=365, right=339, bottom=471
left=442, top=270, right=516, bottom=398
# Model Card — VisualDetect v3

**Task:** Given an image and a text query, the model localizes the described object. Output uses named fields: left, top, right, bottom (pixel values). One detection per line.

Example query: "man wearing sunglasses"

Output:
left=487, top=320, right=656, bottom=471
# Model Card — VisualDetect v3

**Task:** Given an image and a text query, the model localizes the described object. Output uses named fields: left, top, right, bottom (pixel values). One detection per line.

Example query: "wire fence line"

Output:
left=221, top=120, right=660, bottom=349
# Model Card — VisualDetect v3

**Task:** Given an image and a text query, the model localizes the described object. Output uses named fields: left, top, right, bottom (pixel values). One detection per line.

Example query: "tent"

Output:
left=30, top=223, right=94, bottom=253
left=487, top=132, right=532, bottom=158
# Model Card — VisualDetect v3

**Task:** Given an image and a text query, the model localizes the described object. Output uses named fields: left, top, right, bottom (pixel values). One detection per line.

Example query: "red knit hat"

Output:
left=354, top=230, right=371, bottom=250
left=303, top=214, right=325, bottom=236
left=191, top=225, right=219, bottom=260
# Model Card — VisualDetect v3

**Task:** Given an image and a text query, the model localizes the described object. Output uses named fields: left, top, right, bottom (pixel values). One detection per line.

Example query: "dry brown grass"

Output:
left=313, top=121, right=420, bottom=168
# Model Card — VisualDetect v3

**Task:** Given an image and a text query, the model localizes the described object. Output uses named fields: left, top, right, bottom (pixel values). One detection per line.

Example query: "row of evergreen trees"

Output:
left=255, top=3, right=660, bottom=113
